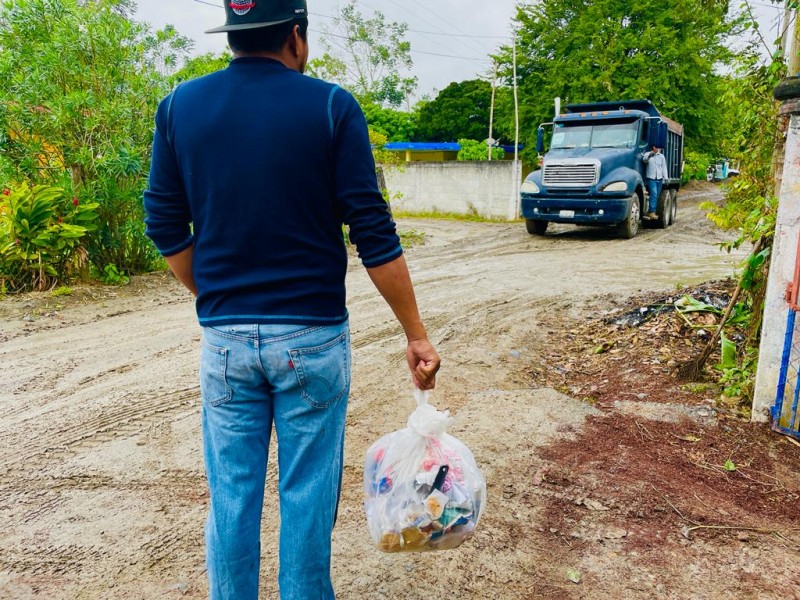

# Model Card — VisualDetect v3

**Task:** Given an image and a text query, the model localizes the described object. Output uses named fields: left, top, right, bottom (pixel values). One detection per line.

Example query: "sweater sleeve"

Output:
left=143, top=94, right=194, bottom=257
left=329, top=87, right=402, bottom=268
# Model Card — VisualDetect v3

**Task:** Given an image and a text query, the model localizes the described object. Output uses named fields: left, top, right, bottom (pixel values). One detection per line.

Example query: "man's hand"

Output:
left=407, top=338, right=440, bottom=390
left=164, top=245, right=197, bottom=296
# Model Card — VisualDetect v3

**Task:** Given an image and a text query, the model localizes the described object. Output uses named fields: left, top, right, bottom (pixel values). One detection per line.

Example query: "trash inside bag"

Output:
left=363, top=389, right=487, bottom=553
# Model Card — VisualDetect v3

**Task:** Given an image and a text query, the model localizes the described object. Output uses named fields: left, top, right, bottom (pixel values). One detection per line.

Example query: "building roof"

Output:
left=383, top=142, right=524, bottom=152
left=384, top=142, right=461, bottom=151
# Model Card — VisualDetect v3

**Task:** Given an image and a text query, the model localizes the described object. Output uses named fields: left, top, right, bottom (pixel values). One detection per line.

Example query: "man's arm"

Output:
left=366, top=255, right=440, bottom=390
left=659, top=154, right=669, bottom=181
left=164, top=245, right=197, bottom=297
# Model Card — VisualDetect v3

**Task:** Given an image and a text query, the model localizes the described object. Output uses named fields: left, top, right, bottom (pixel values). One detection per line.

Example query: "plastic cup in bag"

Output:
left=363, top=390, right=486, bottom=553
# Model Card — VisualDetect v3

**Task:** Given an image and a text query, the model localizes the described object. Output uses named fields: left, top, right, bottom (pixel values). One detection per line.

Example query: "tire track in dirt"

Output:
left=0, top=185, right=754, bottom=599
left=0, top=544, right=108, bottom=577
left=0, top=386, right=199, bottom=474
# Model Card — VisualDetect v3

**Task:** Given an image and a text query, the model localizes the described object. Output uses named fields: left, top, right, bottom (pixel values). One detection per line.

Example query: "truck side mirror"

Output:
left=648, top=121, right=668, bottom=149
left=536, top=127, right=544, bottom=153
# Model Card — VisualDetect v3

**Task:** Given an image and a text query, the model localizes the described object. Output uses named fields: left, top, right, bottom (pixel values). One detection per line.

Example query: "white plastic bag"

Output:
left=363, top=389, right=486, bottom=553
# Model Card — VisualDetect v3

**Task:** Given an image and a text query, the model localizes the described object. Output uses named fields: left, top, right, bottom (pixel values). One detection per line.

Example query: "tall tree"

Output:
left=498, top=0, right=739, bottom=154
left=415, top=79, right=513, bottom=143
left=362, top=104, right=418, bottom=142
left=171, top=51, right=233, bottom=85
left=0, top=0, right=191, bottom=273
left=307, top=1, right=416, bottom=108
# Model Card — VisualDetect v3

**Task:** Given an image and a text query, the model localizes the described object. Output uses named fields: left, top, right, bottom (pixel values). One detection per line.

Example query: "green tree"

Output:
left=362, top=104, right=418, bottom=142
left=171, top=51, right=233, bottom=85
left=498, top=0, right=739, bottom=156
left=307, top=1, right=417, bottom=108
left=416, top=79, right=513, bottom=143
left=0, top=0, right=191, bottom=275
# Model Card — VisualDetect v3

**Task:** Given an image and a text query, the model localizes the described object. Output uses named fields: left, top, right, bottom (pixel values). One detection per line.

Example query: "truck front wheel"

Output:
left=525, top=219, right=548, bottom=235
left=617, top=195, right=640, bottom=239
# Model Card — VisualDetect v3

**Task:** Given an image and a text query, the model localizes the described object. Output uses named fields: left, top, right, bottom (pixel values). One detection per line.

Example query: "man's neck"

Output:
left=233, top=51, right=297, bottom=72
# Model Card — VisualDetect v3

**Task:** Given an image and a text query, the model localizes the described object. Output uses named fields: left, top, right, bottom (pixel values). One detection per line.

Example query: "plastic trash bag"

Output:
left=363, top=389, right=486, bottom=553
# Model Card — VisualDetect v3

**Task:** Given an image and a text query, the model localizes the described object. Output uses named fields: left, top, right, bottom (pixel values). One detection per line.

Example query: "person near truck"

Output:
left=642, top=145, right=669, bottom=220
left=142, top=1, right=441, bottom=598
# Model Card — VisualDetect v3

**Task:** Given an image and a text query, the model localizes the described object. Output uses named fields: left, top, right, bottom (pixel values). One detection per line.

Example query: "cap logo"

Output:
left=229, top=0, right=255, bottom=16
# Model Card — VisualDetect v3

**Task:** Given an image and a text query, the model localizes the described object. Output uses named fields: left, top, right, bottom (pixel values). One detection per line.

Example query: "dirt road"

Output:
left=3, top=184, right=789, bottom=599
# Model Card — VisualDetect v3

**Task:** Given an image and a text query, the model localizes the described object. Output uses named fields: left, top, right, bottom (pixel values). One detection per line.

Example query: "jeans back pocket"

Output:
left=200, top=340, right=232, bottom=406
left=289, top=331, right=350, bottom=409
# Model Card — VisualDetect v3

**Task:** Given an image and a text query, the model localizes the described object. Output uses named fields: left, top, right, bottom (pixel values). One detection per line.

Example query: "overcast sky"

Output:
left=134, top=0, right=787, bottom=100
left=134, top=0, right=511, bottom=98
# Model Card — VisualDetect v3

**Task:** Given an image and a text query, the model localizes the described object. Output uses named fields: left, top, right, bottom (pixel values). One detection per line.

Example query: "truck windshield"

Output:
left=551, top=120, right=639, bottom=149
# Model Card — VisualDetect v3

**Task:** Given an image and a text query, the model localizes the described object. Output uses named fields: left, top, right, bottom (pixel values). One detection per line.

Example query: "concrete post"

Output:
left=753, top=79, right=800, bottom=422
left=509, top=159, right=522, bottom=221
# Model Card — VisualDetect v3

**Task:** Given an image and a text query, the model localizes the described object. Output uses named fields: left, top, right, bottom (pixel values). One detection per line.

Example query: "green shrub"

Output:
left=457, top=139, right=505, bottom=161
left=0, top=184, right=98, bottom=292
left=98, top=264, right=129, bottom=286
left=51, top=285, right=73, bottom=297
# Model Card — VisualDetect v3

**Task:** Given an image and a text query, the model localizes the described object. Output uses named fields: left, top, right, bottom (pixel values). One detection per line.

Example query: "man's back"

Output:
left=144, top=58, right=401, bottom=327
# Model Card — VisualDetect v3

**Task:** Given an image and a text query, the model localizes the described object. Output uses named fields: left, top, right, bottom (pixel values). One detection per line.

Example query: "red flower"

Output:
left=72, top=197, right=79, bottom=207
left=2, top=189, right=9, bottom=196
left=58, top=216, right=63, bottom=224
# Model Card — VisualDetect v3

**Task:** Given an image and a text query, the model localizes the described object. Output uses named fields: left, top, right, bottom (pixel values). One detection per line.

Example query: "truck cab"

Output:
left=521, top=100, right=684, bottom=239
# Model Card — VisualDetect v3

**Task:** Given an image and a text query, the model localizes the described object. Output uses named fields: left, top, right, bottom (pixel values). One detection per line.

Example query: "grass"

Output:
left=51, top=285, right=73, bottom=297
left=681, top=382, right=716, bottom=394
left=392, top=209, right=510, bottom=223
left=398, top=229, right=425, bottom=248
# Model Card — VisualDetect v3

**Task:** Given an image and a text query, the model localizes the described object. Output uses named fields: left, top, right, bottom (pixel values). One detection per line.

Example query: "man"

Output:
left=642, top=145, right=669, bottom=220
left=143, top=1, right=441, bottom=598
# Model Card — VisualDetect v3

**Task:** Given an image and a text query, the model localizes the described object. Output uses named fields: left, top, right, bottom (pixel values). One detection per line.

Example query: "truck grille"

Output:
left=543, top=161, right=599, bottom=187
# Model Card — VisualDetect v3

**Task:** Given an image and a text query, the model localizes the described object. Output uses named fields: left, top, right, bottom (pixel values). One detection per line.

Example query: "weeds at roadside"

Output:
left=51, top=286, right=73, bottom=297
left=392, top=210, right=510, bottom=223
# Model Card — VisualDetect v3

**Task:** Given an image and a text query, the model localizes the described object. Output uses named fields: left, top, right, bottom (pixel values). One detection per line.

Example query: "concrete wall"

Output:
left=753, top=109, right=800, bottom=421
left=383, top=161, right=522, bottom=221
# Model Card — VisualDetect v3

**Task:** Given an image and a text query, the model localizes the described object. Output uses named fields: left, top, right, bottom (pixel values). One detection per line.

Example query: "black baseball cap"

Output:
left=206, top=0, right=308, bottom=33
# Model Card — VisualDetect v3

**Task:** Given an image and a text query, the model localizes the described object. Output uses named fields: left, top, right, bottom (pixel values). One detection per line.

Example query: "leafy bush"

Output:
left=51, top=285, right=73, bottom=297
left=457, top=139, right=505, bottom=161
left=0, top=0, right=191, bottom=283
left=98, top=264, right=129, bottom=286
left=0, top=183, right=98, bottom=292
left=682, top=149, right=713, bottom=184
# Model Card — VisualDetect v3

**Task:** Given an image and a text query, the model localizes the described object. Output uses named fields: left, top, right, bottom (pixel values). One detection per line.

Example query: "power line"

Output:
left=308, top=11, right=506, bottom=39
left=379, top=0, right=494, bottom=57
left=189, top=0, right=504, bottom=57
left=308, top=28, right=490, bottom=63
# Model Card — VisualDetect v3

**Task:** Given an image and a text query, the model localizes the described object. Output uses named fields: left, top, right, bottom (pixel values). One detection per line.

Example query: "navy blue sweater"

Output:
left=144, top=58, right=402, bottom=327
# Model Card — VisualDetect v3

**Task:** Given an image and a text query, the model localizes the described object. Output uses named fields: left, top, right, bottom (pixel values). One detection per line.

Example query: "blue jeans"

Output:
left=200, top=321, right=351, bottom=600
left=646, top=178, right=663, bottom=213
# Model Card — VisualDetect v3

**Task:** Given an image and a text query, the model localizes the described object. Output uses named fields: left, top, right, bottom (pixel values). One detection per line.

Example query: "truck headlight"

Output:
left=602, top=181, right=627, bottom=192
left=521, top=180, right=540, bottom=194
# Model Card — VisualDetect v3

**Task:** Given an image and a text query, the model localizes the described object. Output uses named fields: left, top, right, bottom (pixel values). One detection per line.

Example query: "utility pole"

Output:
left=488, top=61, right=497, bottom=162
left=513, top=34, right=519, bottom=166
left=511, top=32, right=521, bottom=220
left=790, top=2, right=800, bottom=76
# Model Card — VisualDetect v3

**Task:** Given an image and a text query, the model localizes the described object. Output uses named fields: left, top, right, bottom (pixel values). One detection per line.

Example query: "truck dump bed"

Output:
left=563, top=100, right=683, bottom=182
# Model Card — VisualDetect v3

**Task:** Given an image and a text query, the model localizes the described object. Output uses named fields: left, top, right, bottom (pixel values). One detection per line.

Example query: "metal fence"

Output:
left=774, top=308, right=800, bottom=440
left=773, top=233, right=800, bottom=441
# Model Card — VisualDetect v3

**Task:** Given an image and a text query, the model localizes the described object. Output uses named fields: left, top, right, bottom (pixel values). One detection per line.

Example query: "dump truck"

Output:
left=520, top=99, right=684, bottom=239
